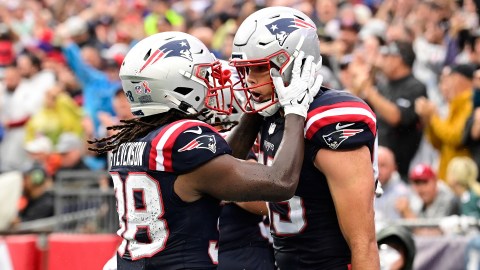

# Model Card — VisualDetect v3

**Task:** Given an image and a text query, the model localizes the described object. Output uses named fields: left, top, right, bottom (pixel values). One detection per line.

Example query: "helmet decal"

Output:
left=265, top=18, right=316, bottom=46
left=140, top=39, right=193, bottom=72
left=134, top=81, right=152, bottom=94
left=141, top=81, right=152, bottom=94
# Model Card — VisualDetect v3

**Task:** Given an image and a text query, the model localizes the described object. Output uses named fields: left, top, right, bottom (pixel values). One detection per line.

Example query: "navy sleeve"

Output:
left=305, top=92, right=377, bottom=151
left=148, top=120, right=232, bottom=173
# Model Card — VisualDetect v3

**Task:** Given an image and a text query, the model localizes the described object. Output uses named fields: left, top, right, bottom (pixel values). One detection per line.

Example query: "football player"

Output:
left=89, top=31, right=322, bottom=269
left=228, top=7, right=380, bottom=269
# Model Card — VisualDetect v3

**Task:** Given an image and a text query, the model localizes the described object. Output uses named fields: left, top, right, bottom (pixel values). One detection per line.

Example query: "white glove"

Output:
left=308, top=55, right=323, bottom=100
left=271, top=51, right=323, bottom=118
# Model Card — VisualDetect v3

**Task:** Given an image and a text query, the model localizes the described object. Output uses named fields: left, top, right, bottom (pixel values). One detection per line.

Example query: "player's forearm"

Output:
left=236, top=201, right=268, bottom=215
left=227, top=113, right=262, bottom=159
left=342, top=205, right=379, bottom=269
left=269, top=114, right=305, bottom=199
left=350, top=240, right=380, bottom=270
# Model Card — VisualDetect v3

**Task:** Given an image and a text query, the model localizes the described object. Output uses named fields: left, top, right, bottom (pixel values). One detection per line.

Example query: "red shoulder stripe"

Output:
left=148, top=120, right=217, bottom=171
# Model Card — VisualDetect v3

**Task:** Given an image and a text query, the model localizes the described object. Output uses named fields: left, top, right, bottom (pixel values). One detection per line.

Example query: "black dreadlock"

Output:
left=88, top=108, right=238, bottom=155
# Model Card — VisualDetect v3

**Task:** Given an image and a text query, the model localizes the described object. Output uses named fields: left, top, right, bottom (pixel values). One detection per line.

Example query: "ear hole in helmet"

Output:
left=174, top=87, right=194, bottom=96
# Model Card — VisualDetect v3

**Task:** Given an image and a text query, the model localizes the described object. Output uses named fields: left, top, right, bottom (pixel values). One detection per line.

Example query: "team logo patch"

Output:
left=266, top=18, right=316, bottom=46
left=322, top=129, right=363, bottom=150
left=139, top=39, right=193, bottom=72
left=179, top=135, right=217, bottom=153
left=134, top=85, right=143, bottom=94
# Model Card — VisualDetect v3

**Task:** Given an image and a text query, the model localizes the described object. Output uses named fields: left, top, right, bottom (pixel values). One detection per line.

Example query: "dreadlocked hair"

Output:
left=88, top=108, right=238, bottom=155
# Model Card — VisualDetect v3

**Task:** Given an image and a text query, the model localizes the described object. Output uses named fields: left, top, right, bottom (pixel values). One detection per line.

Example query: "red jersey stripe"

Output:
left=149, top=120, right=217, bottom=172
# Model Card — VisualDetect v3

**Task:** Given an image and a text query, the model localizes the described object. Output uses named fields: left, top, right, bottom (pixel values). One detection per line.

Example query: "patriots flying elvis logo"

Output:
left=139, top=39, right=193, bottom=72
left=322, top=129, right=363, bottom=150
left=178, top=135, right=217, bottom=154
left=266, top=18, right=316, bottom=46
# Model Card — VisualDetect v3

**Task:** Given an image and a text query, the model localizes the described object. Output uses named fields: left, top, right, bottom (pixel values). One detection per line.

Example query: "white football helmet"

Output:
left=230, top=7, right=321, bottom=117
left=119, top=31, right=234, bottom=117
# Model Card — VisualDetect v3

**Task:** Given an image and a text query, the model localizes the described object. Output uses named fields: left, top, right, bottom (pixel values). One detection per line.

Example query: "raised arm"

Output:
left=226, top=112, right=262, bottom=159
left=177, top=113, right=305, bottom=202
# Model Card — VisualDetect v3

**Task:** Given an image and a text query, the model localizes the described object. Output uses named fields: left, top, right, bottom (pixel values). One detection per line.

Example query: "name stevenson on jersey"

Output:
left=110, top=142, right=147, bottom=167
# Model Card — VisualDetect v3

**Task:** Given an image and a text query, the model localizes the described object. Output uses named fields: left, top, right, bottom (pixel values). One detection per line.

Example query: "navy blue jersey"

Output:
left=218, top=203, right=275, bottom=270
left=218, top=203, right=271, bottom=251
left=259, top=90, right=377, bottom=269
left=110, top=119, right=232, bottom=269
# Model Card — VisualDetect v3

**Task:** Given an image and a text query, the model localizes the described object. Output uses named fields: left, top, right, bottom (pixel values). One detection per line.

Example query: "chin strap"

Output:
left=255, top=101, right=281, bottom=117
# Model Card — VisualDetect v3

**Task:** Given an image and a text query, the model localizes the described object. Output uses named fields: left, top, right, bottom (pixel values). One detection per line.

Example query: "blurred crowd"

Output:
left=0, top=0, right=480, bottom=245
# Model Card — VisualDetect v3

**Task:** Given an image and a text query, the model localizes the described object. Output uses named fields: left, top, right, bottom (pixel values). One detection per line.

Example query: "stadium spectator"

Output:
left=0, top=65, right=43, bottom=171
left=16, top=50, right=55, bottom=95
left=463, top=68, right=480, bottom=177
left=24, top=85, right=84, bottom=145
left=55, top=65, right=83, bottom=106
left=143, top=0, right=184, bottom=35
left=375, top=146, right=410, bottom=225
left=355, top=40, right=427, bottom=180
left=377, top=225, right=416, bottom=270
left=0, top=170, right=22, bottom=230
left=412, top=19, right=448, bottom=111
left=57, top=28, right=122, bottom=170
left=415, top=63, right=475, bottom=181
left=24, top=135, right=62, bottom=177
left=396, top=164, right=460, bottom=231
left=54, top=132, right=89, bottom=173
left=445, top=156, right=480, bottom=218
left=58, top=34, right=121, bottom=140
left=17, top=163, right=54, bottom=222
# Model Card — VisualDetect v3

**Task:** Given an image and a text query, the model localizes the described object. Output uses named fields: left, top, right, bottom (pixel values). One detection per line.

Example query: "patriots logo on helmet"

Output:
left=139, top=39, right=193, bottom=72
left=322, top=129, right=363, bottom=150
left=265, top=18, right=316, bottom=46
left=178, top=135, right=217, bottom=153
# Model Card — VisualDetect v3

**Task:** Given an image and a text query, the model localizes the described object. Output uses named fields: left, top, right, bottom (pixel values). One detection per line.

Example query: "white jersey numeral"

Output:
left=270, top=196, right=306, bottom=235
left=208, top=240, right=219, bottom=265
left=112, top=173, right=169, bottom=260
left=258, top=152, right=307, bottom=236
